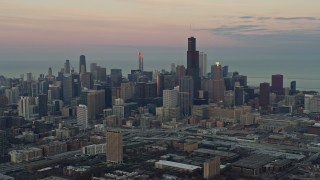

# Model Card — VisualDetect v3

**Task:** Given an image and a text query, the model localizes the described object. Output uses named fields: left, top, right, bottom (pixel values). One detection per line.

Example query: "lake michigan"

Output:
left=0, top=57, right=319, bottom=91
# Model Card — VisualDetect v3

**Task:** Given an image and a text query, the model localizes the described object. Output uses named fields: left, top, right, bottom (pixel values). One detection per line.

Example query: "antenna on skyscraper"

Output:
left=189, top=24, right=195, bottom=37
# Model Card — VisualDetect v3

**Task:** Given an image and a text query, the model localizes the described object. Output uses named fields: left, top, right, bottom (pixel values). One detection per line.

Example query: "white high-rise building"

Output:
left=18, top=96, right=39, bottom=120
left=163, top=89, right=178, bottom=108
left=5, top=87, right=19, bottom=104
left=12, top=87, right=20, bottom=103
left=199, top=52, right=207, bottom=77
left=77, top=104, right=88, bottom=129
left=304, top=95, right=320, bottom=114
left=5, top=89, right=13, bottom=104
left=113, top=98, right=125, bottom=118
left=113, top=106, right=124, bottom=118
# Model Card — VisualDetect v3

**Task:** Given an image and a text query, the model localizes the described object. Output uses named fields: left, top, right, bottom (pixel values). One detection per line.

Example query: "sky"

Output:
left=1, top=0, right=320, bottom=64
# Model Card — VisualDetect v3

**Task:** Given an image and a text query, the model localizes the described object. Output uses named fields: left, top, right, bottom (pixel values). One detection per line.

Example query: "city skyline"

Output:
left=0, top=22, right=320, bottom=179
left=1, top=2, right=320, bottom=179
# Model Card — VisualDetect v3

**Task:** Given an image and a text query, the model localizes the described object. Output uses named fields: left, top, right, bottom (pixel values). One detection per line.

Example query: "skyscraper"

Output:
left=234, top=84, right=244, bottom=106
left=26, top=72, right=32, bottom=82
left=186, top=37, right=200, bottom=95
left=62, top=74, right=73, bottom=105
left=171, top=63, right=176, bottom=74
left=179, top=76, right=194, bottom=117
left=211, top=62, right=225, bottom=103
left=135, top=82, right=146, bottom=98
left=0, top=130, right=7, bottom=162
left=260, top=82, right=270, bottom=109
left=79, top=55, right=87, bottom=74
left=77, top=104, right=88, bottom=129
left=39, top=81, right=48, bottom=95
left=199, top=52, right=207, bottom=77
left=106, top=130, right=123, bottom=163
left=138, top=52, right=144, bottom=72
left=120, top=81, right=135, bottom=101
left=163, top=89, right=178, bottom=108
left=64, top=60, right=71, bottom=74
left=222, top=66, right=228, bottom=78
left=72, top=73, right=81, bottom=98
left=110, top=69, right=122, bottom=87
left=179, top=92, right=192, bottom=117
left=290, top=81, right=297, bottom=95
left=179, top=75, right=194, bottom=98
left=18, top=96, right=38, bottom=120
left=145, top=82, right=157, bottom=98
left=175, top=65, right=186, bottom=86
left=271, top=74, right=284, bottom=95
left=90, top=63, right=97, bottom=73
left=87, top=90, right=105, bottom=120
left=157, top=74, right=175, bottom=97
left=38, top=94, right=48, bottom=118
left=80, top=72, right=93, bottom=89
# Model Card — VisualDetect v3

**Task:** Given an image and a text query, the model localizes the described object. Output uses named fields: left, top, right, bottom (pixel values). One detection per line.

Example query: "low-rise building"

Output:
left=41, top=141, right=67, bottom=156
left=173, top=141, right=198, bottom=152
left=232, top=154, right=276, bottom=175
left=9, top=147, right=43, bottom=163
left=82, top=143, right=106, bottom=155
left=155, top=160, right=201, bottom=172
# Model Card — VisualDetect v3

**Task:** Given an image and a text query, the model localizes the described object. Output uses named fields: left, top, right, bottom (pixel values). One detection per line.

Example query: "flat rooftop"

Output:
left=155, top=160, right=201, bottom=171
left=194, top=148, right=238, bottom=159
left=232, top=154, right=276, bottom=169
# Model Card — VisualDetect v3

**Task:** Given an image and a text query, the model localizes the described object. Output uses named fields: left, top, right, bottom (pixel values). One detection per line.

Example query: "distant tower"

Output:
left=38, top=94, right=48, bottom=118
left=77, top=104, right=88, bottom=129
left=234, top=82, right=244, bottom=106
left=175, top=65, right=186, bottom=86
left=290, top=81, right=296, bottom=95
left=179, top=76, right=194, bottom=117
left=163, top=89, right=178, bottom=108
left=186, top=37, right=200, bottom=95
left=110, top=69, right=122, bottom=87
left=106, top=130, right=123, bottom=163
left=260, top=82, right=270, bottom=109
left=211, top=62, right=225, bottom=103
left=199, top=52, right=207, bottom=77
left=0, top=130, right=7, bottom=161
left=64, top=60, right=71, bottom=74
left=48, top=67, right=53, bottom=77
left=222, top=66, right=228, bottom=77
left=171, top=63, right=176, bottom=74
left=62, top=74, right=73, bottom=105
left=271, top=74, right=284, bottom=95
left=156, top=74, right=175, bottom=97
left=139, top=52, right=144, bottom=72
left=26, top=72, right=32, bottom=82
left=79, top=55, right=87, bottom=74
left=87, top=90, right=105, bottom=120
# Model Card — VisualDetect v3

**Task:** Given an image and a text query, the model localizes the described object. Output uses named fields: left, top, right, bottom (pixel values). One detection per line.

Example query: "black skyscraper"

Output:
left=186, top=37, right=200, bottom=96
left=234, top=86, right=244, bottom=106
left=110, top=69, right=122, bottom=87
left=290, top=81, right=297, bottom=95
left=260, top=82, right=270, bottom=109
left=222, top=66, right=228, bottom=77
left=38, top=94, right=48, bottom=118
left=79, top=55, right=87, bottom=74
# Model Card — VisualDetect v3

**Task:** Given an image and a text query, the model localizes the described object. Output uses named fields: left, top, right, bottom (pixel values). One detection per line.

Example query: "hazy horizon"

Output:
left=1, top=0, right=320, bottom=60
